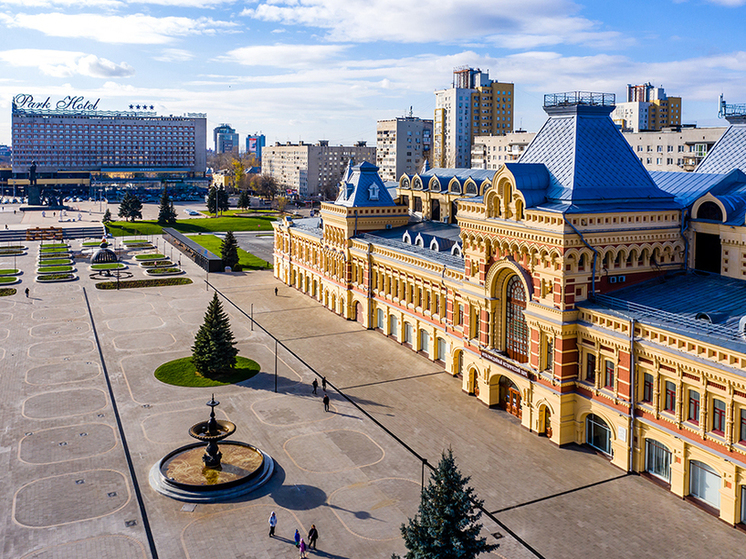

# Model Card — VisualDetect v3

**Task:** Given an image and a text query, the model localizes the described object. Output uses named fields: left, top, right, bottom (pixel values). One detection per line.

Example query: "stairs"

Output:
left=0, top=224, right=106, bottom=244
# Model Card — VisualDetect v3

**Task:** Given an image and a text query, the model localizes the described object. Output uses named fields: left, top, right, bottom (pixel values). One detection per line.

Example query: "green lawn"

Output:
left=37, top=258, right=72, bottom=265
left=90, top=263, right=126, bottom=270
left=95, top=277, right=193, bottom=289
left=0, top=277, right=18, bottom=283
left=105, top=216, right=276, bottom=237
left=134, top=253, right=166, bottom=261
left=0, top=269, right=19, bottom=275
left=38, top=266, right=73, bottom=273
left=187, top=234, right=271, bottom=270
left=154, top=356, right=260, bottom=387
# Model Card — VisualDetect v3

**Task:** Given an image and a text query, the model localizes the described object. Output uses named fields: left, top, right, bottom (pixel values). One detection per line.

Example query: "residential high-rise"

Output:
left=470, top=131, right=535, bottom=169
left=214, top=124, right=239, bottom=154
left=261, top=140, right=376, bottom=197
left=611, top=83, right=682, bottom=132
left=245, top=134, right=265, bottom=161
left=433, top=67, right=514, bottom=168
left=376, top=116, right=432, bottom=181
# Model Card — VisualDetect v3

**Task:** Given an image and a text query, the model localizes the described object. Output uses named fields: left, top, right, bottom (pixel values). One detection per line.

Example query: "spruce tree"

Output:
left=237, top=190, right=250, bottom=210
left=118, top=192, right=143, bottom=222
left=394, top=449, right=497, bottom=559
left=206, top=187, right=229, bottom=215
left=157, top=187, right=177, bottom=225
left=191, top=293, right=238, bottom=377
left=221, top=230, right=240, bottom=270
left=102, top=208, right=112, bottom=223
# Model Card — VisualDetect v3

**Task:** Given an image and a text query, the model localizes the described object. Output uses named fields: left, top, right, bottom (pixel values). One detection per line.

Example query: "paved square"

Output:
left=1, top=236, right=745, bottom=559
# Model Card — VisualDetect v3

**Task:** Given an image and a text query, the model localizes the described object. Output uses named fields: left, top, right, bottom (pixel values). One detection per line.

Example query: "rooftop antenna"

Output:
left=409, top=106, right=413, bottom=118
left=718, top=93, right=726, bottom=119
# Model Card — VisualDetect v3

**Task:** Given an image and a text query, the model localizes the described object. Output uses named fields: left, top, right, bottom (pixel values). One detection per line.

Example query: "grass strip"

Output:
left=38, top=266, right=73, bottom=273
left=154, top=356, right=260, bottom=387
left=134, top=253, right=165, bottom=261
left=186, top=234, right=271, bottom=270
left=105, top=216, right=276, bottom=237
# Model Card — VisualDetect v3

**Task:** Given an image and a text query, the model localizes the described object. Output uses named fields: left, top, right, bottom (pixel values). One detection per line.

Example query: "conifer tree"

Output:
left=118, top=192, right=143, bottom=222
left=237, top=190, right=250, bottom=210
left=157, top=187, right=177, bottom=225
left=394, top=449, right=497, bottom=559
left=206, top=186, right=229, bottom=215
left=221, top=230, right=239, bottom=270
left=191, top=293, right=238, bottom=377
left=102, top=208, right=112, bottom=223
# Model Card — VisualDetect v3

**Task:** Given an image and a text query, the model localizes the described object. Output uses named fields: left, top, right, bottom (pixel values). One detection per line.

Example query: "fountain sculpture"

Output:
left=149, top=395, right=274, bottom=502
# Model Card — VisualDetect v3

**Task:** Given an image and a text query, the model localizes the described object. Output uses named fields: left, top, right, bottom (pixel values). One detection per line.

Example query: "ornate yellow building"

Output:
left=273, top=94, right=746, bottom=527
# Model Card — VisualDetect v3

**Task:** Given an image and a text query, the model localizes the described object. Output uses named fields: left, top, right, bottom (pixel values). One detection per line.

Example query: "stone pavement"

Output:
left=1, top=231, right=745, bottom=558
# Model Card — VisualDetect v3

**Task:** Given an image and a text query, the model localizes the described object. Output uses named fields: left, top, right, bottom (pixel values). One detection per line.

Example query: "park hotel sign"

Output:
left=13, top=93, right=101, bottom=111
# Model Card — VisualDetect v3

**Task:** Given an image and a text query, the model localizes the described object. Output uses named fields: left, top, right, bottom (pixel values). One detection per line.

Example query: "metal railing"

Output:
left=543, top=91, right=616, bottom=108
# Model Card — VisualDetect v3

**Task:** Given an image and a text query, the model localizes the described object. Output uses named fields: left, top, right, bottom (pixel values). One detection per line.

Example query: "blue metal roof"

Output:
left=696, top=124, right=746, bottom=174
left=649, top=170, right=730, bottom=207
left=579, top=272, right=746, bottom=353
left=335, top=161, right=397, bottom=208
left=518, top=105, right=678, bottom=208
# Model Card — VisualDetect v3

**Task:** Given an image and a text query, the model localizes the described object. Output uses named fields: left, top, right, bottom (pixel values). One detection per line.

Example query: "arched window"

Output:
left=697, top=201, right=723, bottom=222
left=689, top=460, right=720, bottom=510
left=586, top=414, right=612, bottom=455
left=645, top=439, right=671, bottom=482
left=505, top=276, right=528, bottom=363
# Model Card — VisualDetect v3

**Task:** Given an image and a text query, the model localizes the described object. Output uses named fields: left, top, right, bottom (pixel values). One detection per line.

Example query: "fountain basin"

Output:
left=150, top=441, right=274, bottom=502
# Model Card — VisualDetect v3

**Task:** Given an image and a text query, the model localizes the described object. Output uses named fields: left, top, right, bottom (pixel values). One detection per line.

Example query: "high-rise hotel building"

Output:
left=11, top=94, right=207, bottom=178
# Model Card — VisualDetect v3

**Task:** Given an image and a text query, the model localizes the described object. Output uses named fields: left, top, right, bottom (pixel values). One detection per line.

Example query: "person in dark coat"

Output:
left=307, top=524, right=319, bottom=549
left=294, top=529, right=301, bottom=547
left=321, top=376, right=327, bottom=391
left=312, top=378, right=318, bottom=394
left=323, top=393, right=330, bottom=412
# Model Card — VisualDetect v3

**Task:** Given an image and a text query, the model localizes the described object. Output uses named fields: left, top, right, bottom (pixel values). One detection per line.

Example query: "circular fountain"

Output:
left=149, top=395, right=274, bottom=502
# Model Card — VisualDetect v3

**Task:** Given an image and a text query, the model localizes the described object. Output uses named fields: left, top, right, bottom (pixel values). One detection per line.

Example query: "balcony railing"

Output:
left=543, top=91, right=616, bottom=108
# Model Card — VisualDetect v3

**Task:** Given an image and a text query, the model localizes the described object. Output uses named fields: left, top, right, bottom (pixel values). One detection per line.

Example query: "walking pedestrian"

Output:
left=307, top=525, right=319, bottom=550
left=274, top=287, right=278, bottom=296
left=299, top=538, right=307, bottom=558
left=268, top=511, right=277, bottom=537
left=322, top=376, right=327, bottom=391
left=25, top=287, right=29, bottom=298
left=312, top=378, right=318, bottom=395
left=323, top=393, right=330, bottom=412
left=294, top=529, right=301, bottom=547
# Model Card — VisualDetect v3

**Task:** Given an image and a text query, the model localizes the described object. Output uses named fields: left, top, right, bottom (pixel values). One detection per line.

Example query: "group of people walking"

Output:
left=268, top=511, right=319, bottom=557
left=311, top=376, right=330, bottom=412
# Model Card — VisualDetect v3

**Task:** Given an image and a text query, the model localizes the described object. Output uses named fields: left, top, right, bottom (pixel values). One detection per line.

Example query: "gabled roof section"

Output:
left=502, top=163, right=549, bottom=208
left=696, top=124, right=746, bottom=174
left=518, top=104, right=676, bottom=207
left=649, top=170, right=741, bottom=207
left=334, top=161, right=396, bottom=208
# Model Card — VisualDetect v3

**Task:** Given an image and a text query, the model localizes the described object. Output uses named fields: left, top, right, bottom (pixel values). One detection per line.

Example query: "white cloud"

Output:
left=154, top=49, right=195, bottom=63
left=0, top=12, right=239, bottom=44
left=704, top=0, right=746, bottom=5
left=219, top=44, right=350, bottom=68
left=0, top=0, right=231, bottom=6
left=242, top=0, right=625, bottom=48
left=0, top=49, right=134, bottom=77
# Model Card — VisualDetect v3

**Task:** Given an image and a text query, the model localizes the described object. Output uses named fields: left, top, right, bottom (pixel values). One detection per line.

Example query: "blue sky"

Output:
left=1, top=0, right=746, bottom=148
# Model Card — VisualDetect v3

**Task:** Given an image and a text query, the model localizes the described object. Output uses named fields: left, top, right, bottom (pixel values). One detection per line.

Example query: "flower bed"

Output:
left=95, top=277, right=193, bottom=289
left=0, top=249, right=24, bottom=256
left=0, top=288, right=16, bottom=296
left=37, top=266, right=75, bottom=274
left=145, top=267, right=184, bottom=276
left=139, top=260, right=172, bottom=268
left=134, top=253, right=165, bottom=261
left=36, top=273, right=77, bottom=282
left=0, top=276, right=20, bottom=285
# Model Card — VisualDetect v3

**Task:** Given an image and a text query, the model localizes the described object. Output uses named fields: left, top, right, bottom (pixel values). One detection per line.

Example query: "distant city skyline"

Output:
left=1, top=0, right=746, bottom=149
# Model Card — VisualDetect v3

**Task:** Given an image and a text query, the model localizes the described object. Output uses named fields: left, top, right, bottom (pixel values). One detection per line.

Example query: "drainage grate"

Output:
left=492, top=532, right=503, bottom=540
left=125, top=520, right=137, bottom=527
left=108, top=492, right=118, bottom=498
left=75, top=479, right=85, bottom=485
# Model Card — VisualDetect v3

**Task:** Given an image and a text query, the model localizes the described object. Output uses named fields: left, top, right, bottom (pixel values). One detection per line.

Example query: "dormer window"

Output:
left=368, top=184, right=379, bottom=200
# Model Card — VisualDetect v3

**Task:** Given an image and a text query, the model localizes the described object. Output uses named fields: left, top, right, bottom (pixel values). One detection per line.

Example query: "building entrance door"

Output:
left=507, top=387, right=522, bottom=419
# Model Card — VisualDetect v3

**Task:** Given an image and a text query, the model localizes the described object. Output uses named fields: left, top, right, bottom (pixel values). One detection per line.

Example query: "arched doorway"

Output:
left=389, top=315, right=398, bottom=340
left=468, top=367, right=478, bottom=396
left=355, top=301, right=363, bottom=323
left=505, top=276, right=528, bottom=363
left=689, top=460, right=720, bottom=510
left=585, top=413, right=612, bottom=455
left=539, top=405, right=552, bottom=438
left=498, top=376, right=521, bottom=418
